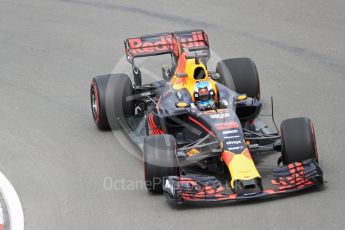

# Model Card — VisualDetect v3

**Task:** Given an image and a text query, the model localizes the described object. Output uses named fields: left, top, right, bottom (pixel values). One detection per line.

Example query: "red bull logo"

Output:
left=127, top=31, right=207, bottom=54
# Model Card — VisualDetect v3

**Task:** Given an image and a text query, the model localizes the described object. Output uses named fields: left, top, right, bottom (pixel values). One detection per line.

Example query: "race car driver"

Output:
left=194, top=81, right=216, bottom=111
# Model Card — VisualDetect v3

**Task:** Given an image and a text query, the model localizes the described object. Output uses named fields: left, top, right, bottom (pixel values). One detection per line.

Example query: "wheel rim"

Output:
left=91, top=82, right=100, bottom=123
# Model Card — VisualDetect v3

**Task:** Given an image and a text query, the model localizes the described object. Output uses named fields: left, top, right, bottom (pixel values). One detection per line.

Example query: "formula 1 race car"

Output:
left=90, top=30, right=323, bottom=204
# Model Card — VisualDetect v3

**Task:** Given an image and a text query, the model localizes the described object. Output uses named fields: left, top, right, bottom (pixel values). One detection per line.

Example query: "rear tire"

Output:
left=143, top=135, right=179, bottom=193
left=216, top=58, right=260, bottom=99
left=280, top=117, right=318, bottom=165
left=90, top=74, right=134, bottom=130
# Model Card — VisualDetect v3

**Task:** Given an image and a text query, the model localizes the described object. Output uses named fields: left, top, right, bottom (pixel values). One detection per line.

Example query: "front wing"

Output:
left=163, top=159, right=323, bottom=204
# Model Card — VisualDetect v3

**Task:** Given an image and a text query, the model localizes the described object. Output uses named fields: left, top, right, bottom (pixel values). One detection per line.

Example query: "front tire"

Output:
left=143, top=135, right=179, bottom=193
left=216, top=58, right=260, bottom=99
left=90, top=74, right=134, bottom=130
left=280, top=117, right=318, bottom=165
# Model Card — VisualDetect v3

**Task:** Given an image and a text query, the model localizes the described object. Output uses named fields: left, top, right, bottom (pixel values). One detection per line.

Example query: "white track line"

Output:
left=0, top=202, right=3, bottom=230
left=0, top=171, right=24, bottom=230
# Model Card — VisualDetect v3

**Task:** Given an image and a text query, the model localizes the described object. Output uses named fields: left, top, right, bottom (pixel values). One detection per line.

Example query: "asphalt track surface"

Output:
left=1, top=0, right=345, bottom=229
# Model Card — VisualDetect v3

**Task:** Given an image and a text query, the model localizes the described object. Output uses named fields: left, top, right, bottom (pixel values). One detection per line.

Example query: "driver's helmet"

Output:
left=194, top=81, right=215, bottom=110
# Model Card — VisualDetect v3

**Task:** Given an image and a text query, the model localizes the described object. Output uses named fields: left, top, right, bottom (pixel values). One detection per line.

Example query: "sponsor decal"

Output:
left=203, top=108, right=228, bottom=115
left=209, top=113, right=230, bottom=119
left=215, top=122, right=239, bottom=130
left=222, top=129, right=239, bottom=135
left=226, top=140, right=242, bottom=145
left=227, top=146, right=244, bottom=151
left=224, top=135, right=240, bottom=139
left=127, top=32, right=206, bottom=55
left=128, top=37, right=170, bottom=53
left=180, top=31, right=206, bottom=48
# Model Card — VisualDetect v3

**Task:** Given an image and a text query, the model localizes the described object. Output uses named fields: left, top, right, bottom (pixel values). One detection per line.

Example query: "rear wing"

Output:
left=124, top=30, right=209, bottom=64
